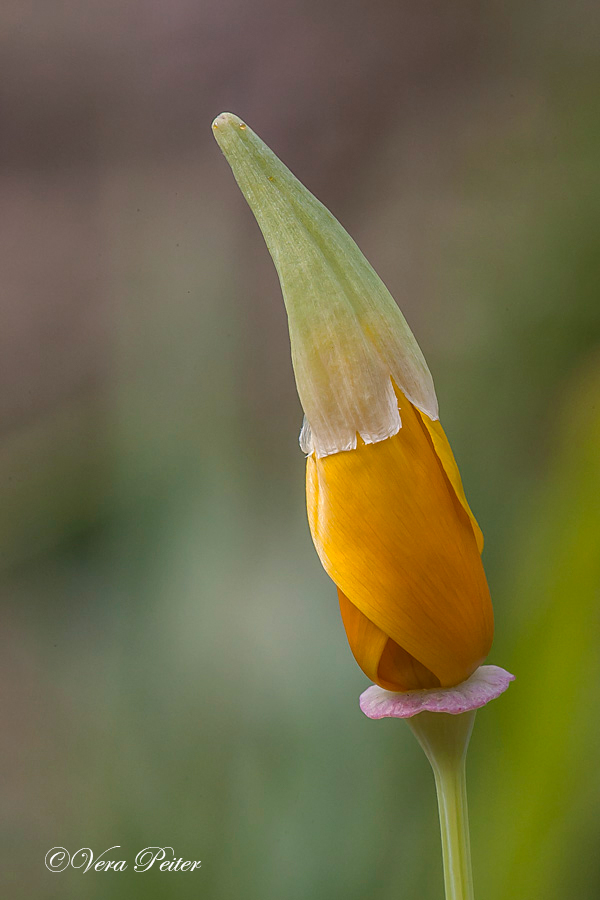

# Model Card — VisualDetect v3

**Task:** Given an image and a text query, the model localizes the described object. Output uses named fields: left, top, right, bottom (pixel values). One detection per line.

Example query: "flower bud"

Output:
left=213, top=112, right=493, bottom=690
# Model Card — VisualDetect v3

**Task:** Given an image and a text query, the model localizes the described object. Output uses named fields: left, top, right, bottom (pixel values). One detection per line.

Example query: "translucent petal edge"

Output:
left=359, top=665, right=515, bottom=719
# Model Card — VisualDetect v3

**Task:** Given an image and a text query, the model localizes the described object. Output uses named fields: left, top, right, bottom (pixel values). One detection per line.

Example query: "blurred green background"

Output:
left=2, top=2, right=600, bottom=898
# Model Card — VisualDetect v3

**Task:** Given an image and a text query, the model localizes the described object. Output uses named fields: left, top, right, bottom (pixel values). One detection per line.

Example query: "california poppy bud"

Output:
left=213, top=112, right=493, bottom=691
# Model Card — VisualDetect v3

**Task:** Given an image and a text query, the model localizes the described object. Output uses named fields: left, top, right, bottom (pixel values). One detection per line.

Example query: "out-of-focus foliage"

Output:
left=1, top=2, right=599, bottom=899
left=472, top=360, right=600, bottom=900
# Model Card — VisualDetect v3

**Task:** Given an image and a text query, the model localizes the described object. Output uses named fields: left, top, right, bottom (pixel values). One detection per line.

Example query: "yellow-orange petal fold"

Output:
left=418, top=413, right=484, bottom=553
left=306, top=391, right=493, bottom=689
left=338, top=589, right=440, bottom=691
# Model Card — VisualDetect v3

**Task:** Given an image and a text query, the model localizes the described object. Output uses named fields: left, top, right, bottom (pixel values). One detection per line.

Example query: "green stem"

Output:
left=407, top=710, right=476, bottom=900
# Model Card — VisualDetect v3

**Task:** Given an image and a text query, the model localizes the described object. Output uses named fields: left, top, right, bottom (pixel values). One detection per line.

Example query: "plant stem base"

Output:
left=408, top=710, right=476, bottom=900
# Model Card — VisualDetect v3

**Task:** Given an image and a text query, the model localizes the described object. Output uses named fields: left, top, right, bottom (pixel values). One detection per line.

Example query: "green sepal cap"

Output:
left=213, top=112, right=438, bottom=457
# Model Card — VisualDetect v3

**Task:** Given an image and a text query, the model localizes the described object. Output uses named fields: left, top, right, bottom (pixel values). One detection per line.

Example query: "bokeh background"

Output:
left=2, top=1, right=600, bottom=898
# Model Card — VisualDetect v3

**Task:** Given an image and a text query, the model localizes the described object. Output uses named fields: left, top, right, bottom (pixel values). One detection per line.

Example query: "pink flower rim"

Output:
left=360, top=665, right=515, bottom=720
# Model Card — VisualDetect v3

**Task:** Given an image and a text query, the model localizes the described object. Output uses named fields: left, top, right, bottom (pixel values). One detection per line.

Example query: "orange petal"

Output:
left=306, top=392, right=493, bottom=687
left=338, top=589, right=440, bottom=690
left=418, top=413, right=484, bottom=553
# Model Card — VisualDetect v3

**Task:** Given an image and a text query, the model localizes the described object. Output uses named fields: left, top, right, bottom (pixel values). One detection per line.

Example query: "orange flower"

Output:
left=307, top=386, right=492, bottom=690
left=213, top=113, right=493, bottom=690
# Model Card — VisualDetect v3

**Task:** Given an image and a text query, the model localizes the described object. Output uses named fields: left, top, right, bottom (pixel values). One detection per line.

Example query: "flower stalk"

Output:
left=408, top=710, right=475, bottom=900
left=360, top=669, right=514, bottom=900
